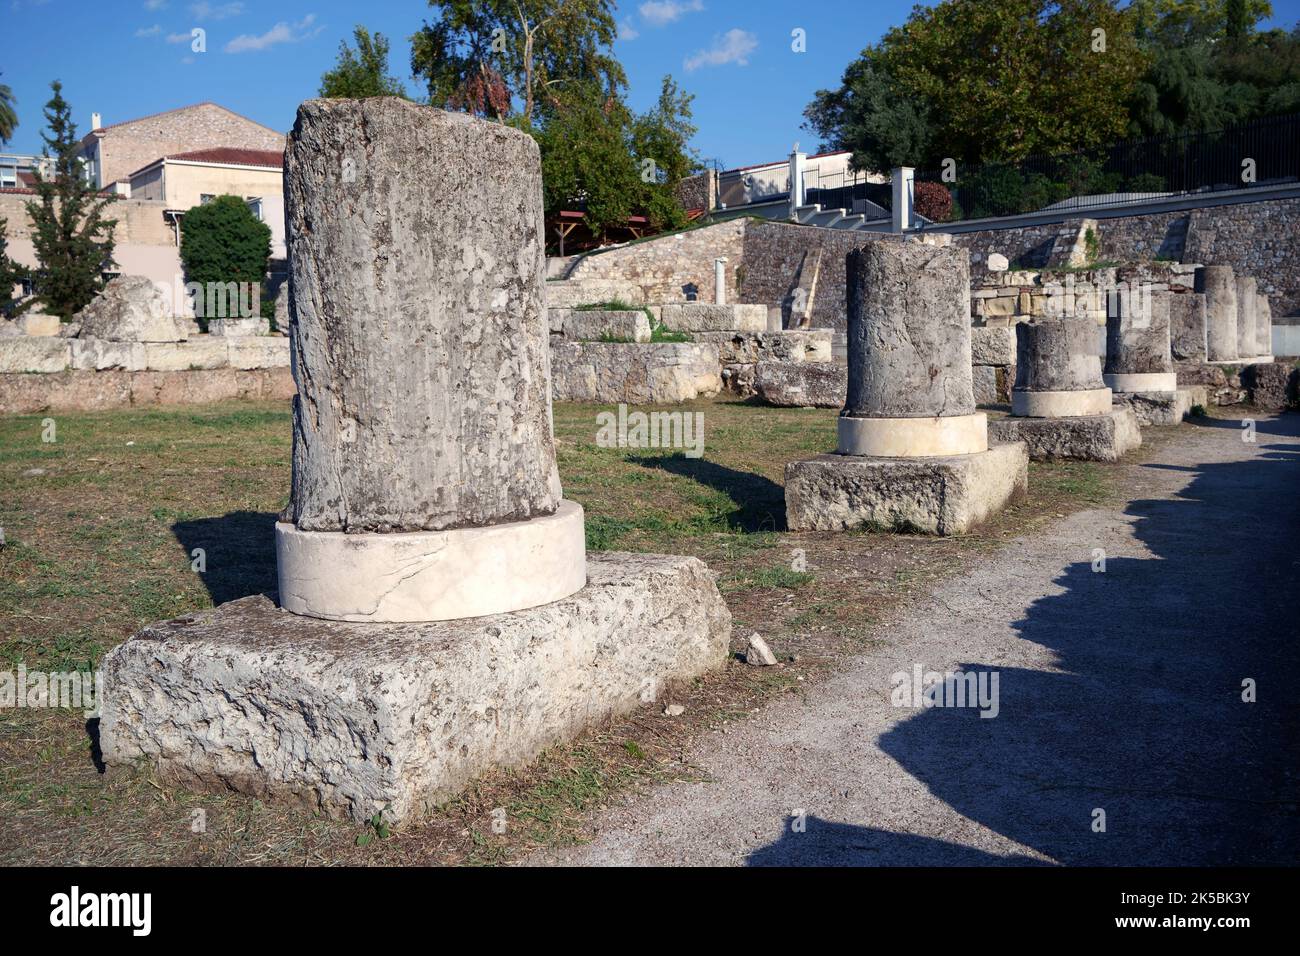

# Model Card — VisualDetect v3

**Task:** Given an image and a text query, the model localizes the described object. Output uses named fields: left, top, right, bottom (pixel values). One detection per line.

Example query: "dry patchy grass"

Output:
left=0, top=396, right=1133, bottom=865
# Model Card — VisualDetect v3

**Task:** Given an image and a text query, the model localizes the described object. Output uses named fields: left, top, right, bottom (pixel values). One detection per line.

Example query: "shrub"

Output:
left=179, top=195, right=271, bottom=329
left=913, top=181, right=954, bottom=221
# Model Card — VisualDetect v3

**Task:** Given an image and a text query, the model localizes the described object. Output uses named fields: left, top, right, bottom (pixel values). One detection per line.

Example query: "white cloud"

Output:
left=224, top=14, right=322, bottom=53
left=617, top=20, right=639, bottom=41
left=190, top=1, right=242, bottom=19
left=639, top=0, right=703, bottom=27
left=135, top=24, right=162, bottom=37
left=684, top=28, right=757, bottom=71
left=144, top=0, right=168, bottom=10
left=166, top=31, right=192, bottom=43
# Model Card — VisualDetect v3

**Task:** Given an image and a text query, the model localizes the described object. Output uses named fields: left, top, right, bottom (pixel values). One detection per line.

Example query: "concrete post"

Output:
left=714, top=257, right=727, bottom=305
left=788, top=148, right=806, bottom=220
left=891, top=167, right=915, bottom=234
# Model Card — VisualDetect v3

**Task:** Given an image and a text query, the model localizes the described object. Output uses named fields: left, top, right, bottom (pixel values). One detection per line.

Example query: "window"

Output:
left=245, top=197, right=263, bottom=221
left=199, top=194, right=215, bottom=205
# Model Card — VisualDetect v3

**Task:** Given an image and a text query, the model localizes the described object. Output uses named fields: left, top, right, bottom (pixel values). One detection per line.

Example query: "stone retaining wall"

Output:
left=0, top=335, right=289, bottom=373
left=0, top=367, right=294, bottom=414
left=550, top=341, right=720, bottom=404
left=564, top=220, right=745, bottom=305
left=552, top=196, right=1300, bottom=330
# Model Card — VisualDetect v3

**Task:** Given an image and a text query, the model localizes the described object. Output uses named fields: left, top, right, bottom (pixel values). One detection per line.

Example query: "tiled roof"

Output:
left=127, top=147, right=284, bottom=180
left=165, top=147, right=284, bottom=167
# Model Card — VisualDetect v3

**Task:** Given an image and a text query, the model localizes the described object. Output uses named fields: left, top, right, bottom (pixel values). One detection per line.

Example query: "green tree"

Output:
left=178, top=195, right=271, bottom=327
left=531, top=84, right=638, bottom=243
left=319, top=26, right=408, bottom=98
left=0, top=73, right=17, bottom=145
left=630, top=75, right=698, bottom=228
left=806, top=0, right=1146, bottom=169
left=1127, top=42, right=1231, bottom=134
left=804, top=50, right=936, bottom=173
left=1127, top=4, right=1298, bottom=136
left=411, top=0, right=624, bottom=123
left=1129, top=0, right=1272, bottom=41
left=0, top=217, right=27, bottom=316
left=529, top=77, right=695, bottom=243
left=25, top=81, right=116, bottom=320
left=881, top=0, right=1147, bottom=165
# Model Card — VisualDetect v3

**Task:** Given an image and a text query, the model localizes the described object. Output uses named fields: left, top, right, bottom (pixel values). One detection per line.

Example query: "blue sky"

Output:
left=2, top=0, right=1299, bottom=169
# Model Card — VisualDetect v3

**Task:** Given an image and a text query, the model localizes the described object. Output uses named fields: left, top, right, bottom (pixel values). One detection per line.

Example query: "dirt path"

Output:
left=536, top=412, right=1300, bottom=866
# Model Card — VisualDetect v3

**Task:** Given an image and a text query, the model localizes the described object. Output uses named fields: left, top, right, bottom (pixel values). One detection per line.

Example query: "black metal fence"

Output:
left=914, top=112, right=1300, bottom=222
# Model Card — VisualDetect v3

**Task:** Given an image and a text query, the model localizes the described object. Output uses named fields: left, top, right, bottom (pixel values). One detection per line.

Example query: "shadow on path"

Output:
left=748, top=416, right=1300, bottom=865
left=748, top=815, right=1046, bottom=866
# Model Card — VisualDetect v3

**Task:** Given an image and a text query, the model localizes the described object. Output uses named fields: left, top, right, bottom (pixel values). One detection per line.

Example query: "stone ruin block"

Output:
left=100, top=98, right=732, bottom=823
left=1169, top=292, right=1208, bottom=363
left=659, top=303, right=767, bottom=333
left=1196, top=265, right=1238, bottom=362
left=786, top=240, right=1027, bottom=535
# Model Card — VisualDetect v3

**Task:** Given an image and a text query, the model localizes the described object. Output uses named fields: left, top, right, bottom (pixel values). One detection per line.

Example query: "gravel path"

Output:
left=537, top=412, right=1300, bottom=866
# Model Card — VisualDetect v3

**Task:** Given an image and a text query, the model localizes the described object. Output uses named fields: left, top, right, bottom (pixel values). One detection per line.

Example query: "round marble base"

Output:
left=837, top=412, right=988, bottom=457
left=1103, top=372, right=1177, bottom=393
left=1011, top=387, right=1113, bottom=418
left=276, top=500, right=587, bottom=623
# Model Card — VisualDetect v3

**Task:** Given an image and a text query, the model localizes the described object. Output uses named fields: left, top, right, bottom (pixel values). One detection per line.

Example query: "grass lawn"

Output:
left=0, top=395, right=1131, bottom=865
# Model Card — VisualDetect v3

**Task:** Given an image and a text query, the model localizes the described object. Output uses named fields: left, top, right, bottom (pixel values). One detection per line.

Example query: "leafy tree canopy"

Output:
left=411, top=0, right=624, bottom=123
left=319, top=26, right=408, bottom=99
left=0, top=72, right=17, bottom=146
left=530, top=76, right=696, bottom=243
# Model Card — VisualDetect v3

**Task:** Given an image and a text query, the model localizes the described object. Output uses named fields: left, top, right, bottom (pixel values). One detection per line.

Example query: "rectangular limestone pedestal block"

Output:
left=986, top=408, right=1140, bottom=462
left=784, top=442, right=1028, bottom=535
left=1111, top=387, right=1198, bottom=426
left=99, top=552, right=731, bottom=824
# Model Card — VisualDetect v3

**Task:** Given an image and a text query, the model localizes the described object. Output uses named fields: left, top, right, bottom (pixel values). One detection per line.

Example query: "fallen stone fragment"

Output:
left=745, top=632, right=778, bottom=666
left=663, top=704, right=686, bottom=717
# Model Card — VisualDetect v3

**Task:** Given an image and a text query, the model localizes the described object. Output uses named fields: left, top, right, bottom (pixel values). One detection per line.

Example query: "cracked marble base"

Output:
left=1010, top=387, right=1113, bottom=418
left=275, top=500, right=586, bottom=622
left=100, top=552, right=732, bottom=823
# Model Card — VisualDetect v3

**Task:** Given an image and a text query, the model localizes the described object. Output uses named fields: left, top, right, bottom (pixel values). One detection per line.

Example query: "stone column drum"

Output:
left=276, top=98, right=585, bottom=622
left=1256, top=292, right=1273, bottom=358
left=1011, top=317, right=1113, bottom=417
left=1235, top=276, right=1258, bottom=359
left=1168, top=292, right=1208, bottom=363
left=1103, top=287, right=1176, bottom=393
left=1197, top=265, right=1237, bottom=362
left=838, top=242, right=986, bottom=457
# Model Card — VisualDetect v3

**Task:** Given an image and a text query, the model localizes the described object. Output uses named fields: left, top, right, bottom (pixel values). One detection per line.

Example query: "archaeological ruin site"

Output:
left=2, top=1, right=1297, bottom=920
